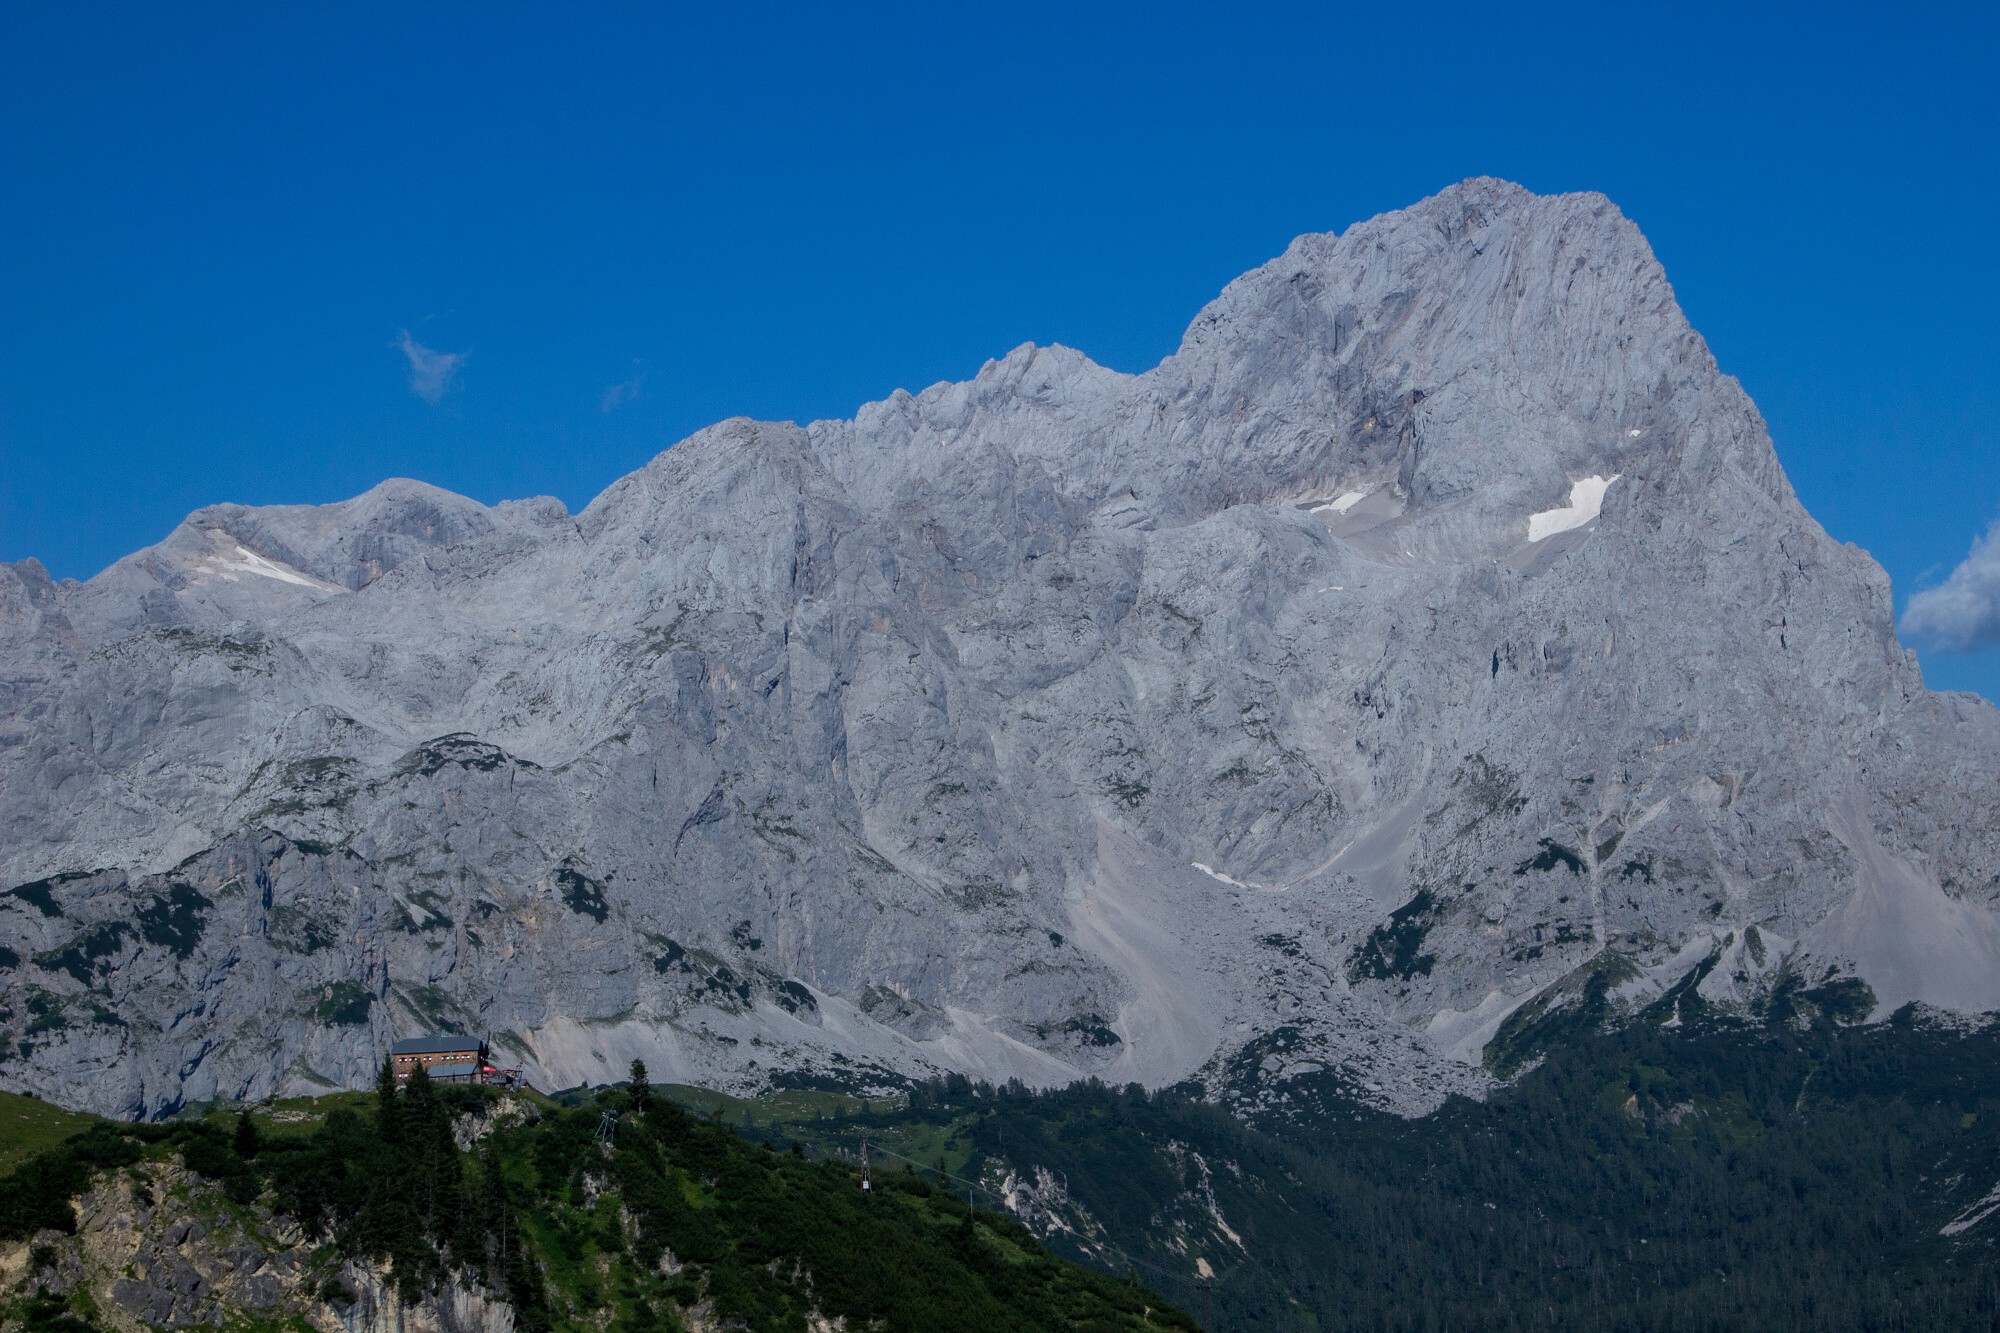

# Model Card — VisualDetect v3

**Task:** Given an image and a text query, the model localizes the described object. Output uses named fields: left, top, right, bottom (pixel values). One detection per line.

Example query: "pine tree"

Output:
left=232, top=1108, right=260, bottom=1159
left=404, top=1059, right=437, bottom=1127
left=629, top=1058, right=651, bottom=1112
left=376, top=1056, right=401, bottom=1146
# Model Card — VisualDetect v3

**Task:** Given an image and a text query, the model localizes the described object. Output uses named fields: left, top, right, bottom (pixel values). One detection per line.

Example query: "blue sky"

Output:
left=3, top=3, right=1997, bottom=698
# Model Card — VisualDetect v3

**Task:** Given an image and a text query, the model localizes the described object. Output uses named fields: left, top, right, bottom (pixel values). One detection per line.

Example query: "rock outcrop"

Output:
left=0, top=1159, right=513, bottom=1333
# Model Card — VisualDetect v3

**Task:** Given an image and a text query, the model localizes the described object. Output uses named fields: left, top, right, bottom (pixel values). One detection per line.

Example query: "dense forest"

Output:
left=747, top=1005, right=2000, bottom=1331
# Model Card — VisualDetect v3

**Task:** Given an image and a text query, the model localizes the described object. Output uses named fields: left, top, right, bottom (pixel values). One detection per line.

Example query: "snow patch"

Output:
left=1310, top=488, right=1372, bottom=515
left=199, top=543, right=346, bottom=592
left=1527, top=475, right=1620, bottom=543
left=1191, top=862, right=1261, bottom=891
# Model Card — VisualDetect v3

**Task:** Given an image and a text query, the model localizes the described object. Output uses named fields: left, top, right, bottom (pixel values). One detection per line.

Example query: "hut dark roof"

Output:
left=389, top=1035, right=482, bottom=1056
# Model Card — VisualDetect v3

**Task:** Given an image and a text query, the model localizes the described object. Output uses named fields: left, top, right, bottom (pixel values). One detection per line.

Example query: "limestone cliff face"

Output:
left=3, top=178, right=1996, bottom=1117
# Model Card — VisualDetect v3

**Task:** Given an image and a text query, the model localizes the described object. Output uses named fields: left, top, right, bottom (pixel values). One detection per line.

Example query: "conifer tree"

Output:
left=375, top=1056, right=401, bottom=1145
left=628, top=1058, right=651, bottom=1112
left=405, top=1059, right=437, bottom=1125
left=403, top=1065, right=447, bottom=1217
left=232, top=1107, right=260, bottom=1159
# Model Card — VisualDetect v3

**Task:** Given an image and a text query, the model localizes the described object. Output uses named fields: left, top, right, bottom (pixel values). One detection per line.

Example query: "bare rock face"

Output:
left=3, top=178, right=1996, bottom=1118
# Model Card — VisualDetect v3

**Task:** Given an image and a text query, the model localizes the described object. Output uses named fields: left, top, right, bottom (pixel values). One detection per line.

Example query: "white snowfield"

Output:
left=3, top=178, right=1998, bottom=1121
left=1526, top=475, right=1620, bottom=542
left=1310, top=488, right=1372, bottom=515
left=201, top=543, right=347, bottom=592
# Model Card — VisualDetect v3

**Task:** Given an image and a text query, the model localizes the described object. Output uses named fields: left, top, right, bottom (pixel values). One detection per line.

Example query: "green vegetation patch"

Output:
left=0, top=1118, right=254, bottom=1239
left=270, top=905, right=339, bottom=954
left=9, top=1289, right=102, bottom=1333
left=1103, top=777, right=1150, bottom=807
left=1767, top=971, right=1878, bottom=1028
left=748, top=1012, right=2000, bottom=1333
left=0, top=1092, right=103, bottom=1174
left=661, top=1084, right=900, bottom=1129
left=1514, top=837, right=1586, bottom=876
left=1030, top=1015, right=1122, bottom=1049
left=136, top=882, right=211, bottom=958
left=773, top=979, right=817, bottom=1015
left=1801, top=975, right=1877, bottom=1024
left=1484, top=950, right=1640, bottom=1077
left=553, top=868, right=608, bottom=923
left=33, top=921, right=133, bottom=988
left=8, top=877, right=76, bottom=917
left=394, top=983, right=464, bottom=1032
left=1346, top=888, right=1442, bottom=982
left=397, top=734, right=529, bottom=777
left=16, top=1004, right=2000, bottom=1333
left=0, top=1067, right=1191, bottom=1333
left=311, top=981, right=374, bottom=1027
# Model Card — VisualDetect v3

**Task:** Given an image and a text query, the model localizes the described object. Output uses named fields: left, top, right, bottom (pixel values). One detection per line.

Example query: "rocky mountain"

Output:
left=4, top=177, right=1997, bottom=1120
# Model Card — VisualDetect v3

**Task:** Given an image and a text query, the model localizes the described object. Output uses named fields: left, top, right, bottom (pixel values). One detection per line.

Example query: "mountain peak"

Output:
left=2, top=183, right=1995, bottom=1121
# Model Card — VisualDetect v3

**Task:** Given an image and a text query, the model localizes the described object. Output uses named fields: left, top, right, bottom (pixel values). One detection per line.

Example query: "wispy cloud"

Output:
left=1902, top=519, right=2000, bottom=651
left=601, top=368, right=644, bottom=413
left=394, top=330, right=466, bottom=404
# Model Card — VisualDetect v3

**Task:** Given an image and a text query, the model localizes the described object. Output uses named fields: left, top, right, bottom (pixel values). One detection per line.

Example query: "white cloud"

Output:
left=1902, top=519, right=2000, bottom=651
left=601, top=371, right=643, bottom=413
left=394, top=330, right=466, bottom=404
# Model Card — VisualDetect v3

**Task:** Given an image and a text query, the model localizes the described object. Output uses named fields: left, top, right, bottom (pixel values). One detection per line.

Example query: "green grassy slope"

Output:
left=0, top=1091, right=99, bottom=1173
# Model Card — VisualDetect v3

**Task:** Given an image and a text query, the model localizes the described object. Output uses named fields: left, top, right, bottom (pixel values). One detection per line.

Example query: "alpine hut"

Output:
left=389, top=1034, right=489, bottom=1084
